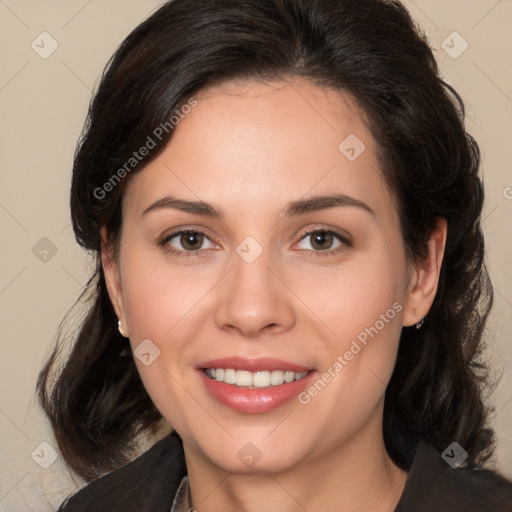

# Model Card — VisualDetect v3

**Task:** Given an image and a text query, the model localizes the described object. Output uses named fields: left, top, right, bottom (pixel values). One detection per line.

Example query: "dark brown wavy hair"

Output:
left=37, top=0, right=498, bottom=483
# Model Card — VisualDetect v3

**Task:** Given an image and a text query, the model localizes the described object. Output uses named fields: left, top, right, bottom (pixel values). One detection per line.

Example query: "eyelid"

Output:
left=159, top=226, right=219, bottom=251
left=291, top=226, right=352, bottom=256
left=159, top=225, right=353, bottom=257
left=295, top=225, right=352, bottom=244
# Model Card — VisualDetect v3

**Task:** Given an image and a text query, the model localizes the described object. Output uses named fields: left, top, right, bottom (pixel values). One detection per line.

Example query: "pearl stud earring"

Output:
left=118, top=320, right=129, bottom=338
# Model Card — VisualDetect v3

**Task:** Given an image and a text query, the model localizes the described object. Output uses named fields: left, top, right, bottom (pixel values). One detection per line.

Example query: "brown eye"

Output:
left=161, top=229, right=217, bottom=256
left=180, top=231, right=205, bottom=251
left=296, top=229, right=349, bottom=254
left=309, top=231, right=335, bottom=250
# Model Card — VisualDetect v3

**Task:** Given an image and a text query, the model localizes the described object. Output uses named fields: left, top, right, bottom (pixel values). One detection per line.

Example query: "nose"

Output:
left=214, top=250, right=296, bottom=338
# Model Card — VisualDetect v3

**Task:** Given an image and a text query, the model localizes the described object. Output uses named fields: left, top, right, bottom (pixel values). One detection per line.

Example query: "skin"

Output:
left=102, top=78, right=447, bottom=512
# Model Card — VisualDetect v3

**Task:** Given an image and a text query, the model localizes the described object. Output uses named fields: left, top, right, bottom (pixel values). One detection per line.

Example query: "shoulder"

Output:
left=57, top=431, right=187, bottom=512
left=395, top=440, right=512, bottom=512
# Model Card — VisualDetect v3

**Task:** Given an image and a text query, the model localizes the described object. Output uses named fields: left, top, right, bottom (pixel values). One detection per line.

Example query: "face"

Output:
left=103, top=78, right=444, bottom=475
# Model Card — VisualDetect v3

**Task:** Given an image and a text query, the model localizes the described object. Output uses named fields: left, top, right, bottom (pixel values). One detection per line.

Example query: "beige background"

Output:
left=0, top=0, right=511, bottom=509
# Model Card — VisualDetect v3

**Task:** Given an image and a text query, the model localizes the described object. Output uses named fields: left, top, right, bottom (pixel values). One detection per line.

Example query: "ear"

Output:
left=402, top=217, right=448, bottom=327
left=100, top=226, right=129, bottom=335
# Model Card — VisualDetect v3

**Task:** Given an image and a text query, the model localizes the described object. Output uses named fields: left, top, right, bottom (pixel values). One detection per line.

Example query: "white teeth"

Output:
left=224, top=368, right=236, bottom=384
left=204, top=368, right=309, bottom=387
left=236, top=370, right=253, bottom=387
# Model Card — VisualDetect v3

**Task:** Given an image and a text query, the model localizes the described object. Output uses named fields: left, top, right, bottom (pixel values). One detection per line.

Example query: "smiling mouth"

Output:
left=202, top=368, right=312, bottom=388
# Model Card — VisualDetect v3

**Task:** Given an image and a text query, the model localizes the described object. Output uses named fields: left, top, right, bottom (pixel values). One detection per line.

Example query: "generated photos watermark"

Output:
left=93, top=97, right=198, bottom=200
left=298, top=301, right=403, bottom=405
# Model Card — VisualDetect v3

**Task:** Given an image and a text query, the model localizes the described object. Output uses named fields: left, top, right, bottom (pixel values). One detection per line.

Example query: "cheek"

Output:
left=118, top=251, right=203, bottom=429
left=291, top=241, right=407, bottom=345
left=295, top=275, right=405, bottom=445
left=120, top=243, right=212, bottom=342
left=301, top=241, right=407, bottom=407
left=118, top=245, right=222, bottom=412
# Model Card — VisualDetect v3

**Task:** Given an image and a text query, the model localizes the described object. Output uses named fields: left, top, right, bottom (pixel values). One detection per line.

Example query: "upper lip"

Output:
left=196, top=356, right=313, bottom=373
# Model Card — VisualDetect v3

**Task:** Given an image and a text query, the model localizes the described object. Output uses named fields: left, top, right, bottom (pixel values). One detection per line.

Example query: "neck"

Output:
left=182, top=414, right=409, bottom=512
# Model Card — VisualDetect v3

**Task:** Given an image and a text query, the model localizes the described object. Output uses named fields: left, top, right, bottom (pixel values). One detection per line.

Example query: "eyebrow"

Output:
left=141, top=193, right=375, bottom=219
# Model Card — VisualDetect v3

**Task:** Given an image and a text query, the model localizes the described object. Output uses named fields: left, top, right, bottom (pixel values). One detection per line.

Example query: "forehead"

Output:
left=123, top=78, right=396, bottom=224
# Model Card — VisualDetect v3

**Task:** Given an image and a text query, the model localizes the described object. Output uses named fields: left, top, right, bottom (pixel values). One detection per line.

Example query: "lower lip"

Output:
left=197, top=369, right=317, bottom=413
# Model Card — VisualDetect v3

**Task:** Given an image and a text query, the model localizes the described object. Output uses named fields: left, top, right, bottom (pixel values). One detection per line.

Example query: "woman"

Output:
left=37, top=0, right=512, bottom=510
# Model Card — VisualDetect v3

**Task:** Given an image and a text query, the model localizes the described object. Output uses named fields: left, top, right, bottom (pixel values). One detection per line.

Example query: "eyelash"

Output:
left=159, top=227, right=352, bottom=258
left=298, top=228, right=352, bottom=257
